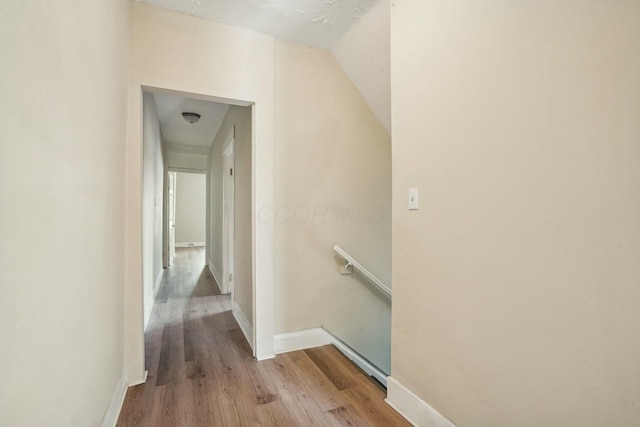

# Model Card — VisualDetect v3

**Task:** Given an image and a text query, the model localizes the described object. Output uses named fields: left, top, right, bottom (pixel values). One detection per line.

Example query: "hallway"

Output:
left=117, top=247, right=408, bottom=426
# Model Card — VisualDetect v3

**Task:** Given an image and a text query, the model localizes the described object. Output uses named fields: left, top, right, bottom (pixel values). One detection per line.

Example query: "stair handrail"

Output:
left=332, top=245, right=392, bottom=300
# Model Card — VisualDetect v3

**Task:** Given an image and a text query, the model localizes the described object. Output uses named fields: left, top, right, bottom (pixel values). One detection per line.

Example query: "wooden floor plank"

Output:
left=275, top=350, right=346, bottom=412
left=342, top=384, right=413, bottom=426
left=117, top=247, right=407, bottom=427
left=324, top=342, right=369, bottom=377
left=327, top=404, right=376, bottom=427
left=304, top=346, right=358, bottom=390
left=155, top=322, right=185, bottom=386
left=254, top=399, right=299, bottom=427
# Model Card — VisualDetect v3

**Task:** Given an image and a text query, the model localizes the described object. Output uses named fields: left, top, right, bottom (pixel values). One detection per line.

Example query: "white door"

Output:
left=168, top=171, right=176, bottom=265
left=223, top=142, right=235, bottom=296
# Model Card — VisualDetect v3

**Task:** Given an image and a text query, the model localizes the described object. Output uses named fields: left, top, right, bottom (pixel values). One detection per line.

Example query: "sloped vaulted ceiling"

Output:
left=137, top=0, right=391, bottom=133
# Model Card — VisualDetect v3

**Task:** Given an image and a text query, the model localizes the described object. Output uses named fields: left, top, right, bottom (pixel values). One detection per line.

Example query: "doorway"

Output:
left=222, top=132, right=235, bottom=298
left=172, top=171, right=207, bottom=251
left=131, top=85, right=273, bottom=386
left=167, top=171, right=176, bottom=266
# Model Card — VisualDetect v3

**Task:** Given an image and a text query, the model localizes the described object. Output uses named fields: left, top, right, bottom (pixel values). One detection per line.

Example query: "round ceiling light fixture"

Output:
left=182, top=112, right=201, bottom=124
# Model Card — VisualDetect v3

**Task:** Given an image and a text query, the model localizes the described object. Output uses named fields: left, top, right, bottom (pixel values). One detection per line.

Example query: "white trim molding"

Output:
left=385, top=377, right=457, bottom=427
left=274, top=328, right=331, bottom=354
left=208, top=262, right=223, bottom=294
left=128, top=370, right=148, bottom=387
left=101, top=374, right=127, bottom=427
left=167, top=166, right=207, bottom=174
left=144, top=270, right=164, bottom=330
left=273, top=327, right=388, bottom=387
left=232, top=299, right=254, bottom=351
left=154, top=269, right=163, bottom=293
left=144, top=302, right=153, bottom=331
left=175, top=242, right=205, bottom=248
left=222, top=125, right=235, bottom=154
left=164, top=142, right=210, bottom=156
left=102, top=371, right=151, bottom=427
left=330, top=335, right=387, bottom=387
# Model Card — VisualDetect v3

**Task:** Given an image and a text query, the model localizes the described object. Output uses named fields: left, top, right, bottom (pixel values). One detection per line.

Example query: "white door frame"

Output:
left=222, top=129, right=235, bottom=297
left=127, top=85, right=274, bottom=386
left=162, top=162, right=170, bottom=268
left=167, top=171, right=176, bottom=265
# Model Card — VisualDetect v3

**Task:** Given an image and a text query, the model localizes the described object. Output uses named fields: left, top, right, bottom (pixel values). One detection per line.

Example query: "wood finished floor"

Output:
left=117, top=247, right=409, bottom=427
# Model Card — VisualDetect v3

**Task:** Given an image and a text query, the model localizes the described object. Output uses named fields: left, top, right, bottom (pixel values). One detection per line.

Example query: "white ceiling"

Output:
left=153, top=93, right=230, bottom=148
left=137, top=0, right=380, bottom=50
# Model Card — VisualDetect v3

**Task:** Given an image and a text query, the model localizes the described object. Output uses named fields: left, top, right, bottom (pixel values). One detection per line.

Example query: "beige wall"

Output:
left=0, top=0, right=130, bottom=425
left=274, top=41, right=392, bottom=372
left=128, top=3, right=275, bottom=368
left=175, top=172, right=206, bottom=245
left=209, top=106, right=253, bottom=323
left=142, top=92, right=165, bottom=327
left=391, top=1, right=640, bottom=426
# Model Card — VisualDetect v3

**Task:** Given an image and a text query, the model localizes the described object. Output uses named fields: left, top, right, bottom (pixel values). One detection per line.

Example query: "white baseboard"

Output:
left=154, top=269, right=163, bottom=293
left=175, top=242, right=205, bottom=248
left=101, top=371, right=149, bottom=427
left=274, top=327, right=331, bottom=354
left=208, top=261, right=223, bottom=293
left=329, top=334, right=388, bottom=387
left=144, top=303, right=153, bottom=331
left=128, top=370, right=148, bottom=387
left=101, top=374, right=127, bottom=427
left=144, top=270, right=164, bottom=330
left=232, top=299, right=254, bottom=351
left=273, top=327, right=388, bottom=387
left=385, top=377, right=456, bottom=427
left=256, top=353, right=276, bottom=361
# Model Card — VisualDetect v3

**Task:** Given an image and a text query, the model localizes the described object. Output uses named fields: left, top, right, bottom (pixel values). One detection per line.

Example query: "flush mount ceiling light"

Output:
left=182, top=112, right=201, bottom=124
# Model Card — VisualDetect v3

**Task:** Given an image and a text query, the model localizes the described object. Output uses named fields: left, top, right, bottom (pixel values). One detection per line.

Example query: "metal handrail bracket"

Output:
left=332, top=245, right=392, bottom=299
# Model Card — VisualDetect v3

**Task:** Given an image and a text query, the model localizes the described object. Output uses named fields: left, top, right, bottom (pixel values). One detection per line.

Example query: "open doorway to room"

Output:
left=162, top=170, right=219, bottom=300
left=173, top=171, right=206, bottom=251
left=140, top=88, right=257, bottom=383
left=222, top=138, right=235, bottom=298
left=167, top=171, right=176, bottom=267
left=158, top=202, right=221, bottom=320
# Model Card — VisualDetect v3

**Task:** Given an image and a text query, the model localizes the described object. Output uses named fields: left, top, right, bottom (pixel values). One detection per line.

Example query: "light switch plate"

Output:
left=408, top=188, right=419, bottom=210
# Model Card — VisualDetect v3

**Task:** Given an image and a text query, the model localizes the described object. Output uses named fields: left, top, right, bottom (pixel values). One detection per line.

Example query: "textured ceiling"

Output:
left=137, top=0, right=379, bottom=50
left=153, top=92, right=229, bottom=148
